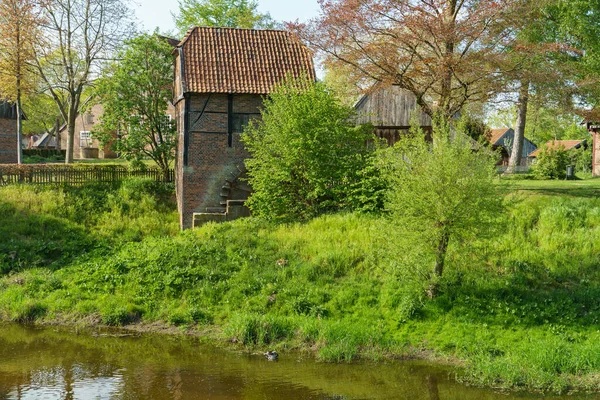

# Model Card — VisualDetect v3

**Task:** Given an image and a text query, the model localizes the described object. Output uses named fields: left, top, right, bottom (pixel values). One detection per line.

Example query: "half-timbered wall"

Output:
left=176, top=93, right=262, bottom=229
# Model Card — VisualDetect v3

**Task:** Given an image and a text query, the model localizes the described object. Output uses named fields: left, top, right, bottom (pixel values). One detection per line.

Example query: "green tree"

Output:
left=242, top=78, right=377, bottom=222
left=94, top=33, right=176, bottom=177
left=173, top=0, right=275, bottom=36
left=531, top=144, right=570, bottom=179
left=0, top=0, right=43, bottom=164
left=380, top=117, right=502, bottom=298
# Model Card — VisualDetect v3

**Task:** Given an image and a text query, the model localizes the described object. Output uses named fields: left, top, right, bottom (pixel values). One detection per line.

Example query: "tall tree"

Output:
left=0, top=0, right=43, bottom=164
left=549, top=0, right=600, bottom=120
left=34, top=0, right=134, bottom=163
left=172, top=0, right=275, bottom=37
left=93, top=34, right=176, bottom=178
left=506, top=79, right=530, bottom=172
left=502, top=1, right=577, bottom=173
left=292, top=0, right=533, bottom=122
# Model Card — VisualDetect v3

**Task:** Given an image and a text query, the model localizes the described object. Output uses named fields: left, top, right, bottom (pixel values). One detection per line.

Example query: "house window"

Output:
left=85, top=113, right=94, bottom=125
left=159, top=114, right=174, bottom=133
left=231, top=114, right=252, bottom=134
left=80, top=131, right=92, bottom=148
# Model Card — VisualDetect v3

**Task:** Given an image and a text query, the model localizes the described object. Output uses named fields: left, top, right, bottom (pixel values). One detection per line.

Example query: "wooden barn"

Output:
left=489, top=128, right=537, bottom=166
left=354, top=85, right=432, bottom=145
left=173, top=27, right=315, bottom=229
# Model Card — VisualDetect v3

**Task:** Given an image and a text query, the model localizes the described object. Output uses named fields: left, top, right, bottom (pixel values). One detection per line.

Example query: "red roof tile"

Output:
left=178, top=27, right=315, bottom=94
left=528, top=140, right=585, bottom=158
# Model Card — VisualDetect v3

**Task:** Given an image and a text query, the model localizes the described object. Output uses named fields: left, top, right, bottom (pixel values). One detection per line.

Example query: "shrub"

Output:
left=242, top=77, right=377, bottom=222
left=379, top=116, right=503, bottom=297
left=532, top=144, right=570, bottom=180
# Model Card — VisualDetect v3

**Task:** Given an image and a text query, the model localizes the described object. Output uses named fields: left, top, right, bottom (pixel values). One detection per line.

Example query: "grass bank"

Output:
left=1, top=178, right=600, bottom=393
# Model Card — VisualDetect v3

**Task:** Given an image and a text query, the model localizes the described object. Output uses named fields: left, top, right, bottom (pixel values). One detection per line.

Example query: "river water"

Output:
left=0, top=324, right=595, bottom=400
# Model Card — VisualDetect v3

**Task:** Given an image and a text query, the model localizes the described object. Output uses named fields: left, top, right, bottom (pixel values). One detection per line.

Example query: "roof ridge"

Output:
left=189, top=25, right=288, bottom=33
left=177, top=26, right=292, bottom=47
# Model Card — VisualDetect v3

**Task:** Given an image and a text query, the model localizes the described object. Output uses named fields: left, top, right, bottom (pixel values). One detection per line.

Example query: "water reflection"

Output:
left=0, top=324, right=594, bottom=399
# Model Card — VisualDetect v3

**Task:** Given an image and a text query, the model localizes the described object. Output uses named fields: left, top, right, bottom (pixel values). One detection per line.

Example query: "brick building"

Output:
left=58, top=103, right=176, bottom=159
left=58, top=104, right=117, bottom=159
left=0, top=101, right=19, bottom=164
left=174, top=27, right=315, bottom=229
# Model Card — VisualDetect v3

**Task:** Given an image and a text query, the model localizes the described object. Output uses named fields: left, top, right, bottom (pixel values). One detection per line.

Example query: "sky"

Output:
left=133, top=0, right=322, bottom=36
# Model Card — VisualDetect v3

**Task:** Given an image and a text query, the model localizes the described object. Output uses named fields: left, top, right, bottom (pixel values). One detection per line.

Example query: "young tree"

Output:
left=242, top=78, right=376, bottom=222
left=0, top=0, right=43, bottom=164
left=33, top=0, right=134, bottom=163
left=93, top=34, right=176, bottom=178
left=380, top=117, right=502, bottom=298
left=292, top=0, right=533, bottom=122
left=531, top=144, right=570, bottom=180
left=172, top=0, right=275, bottom=36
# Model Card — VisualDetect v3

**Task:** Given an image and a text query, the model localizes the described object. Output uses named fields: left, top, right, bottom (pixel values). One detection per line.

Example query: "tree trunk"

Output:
left=438, top=0, right=457, bottom=123
left=506, top=80, right=530, bottom=174
left=427, top=231, right=450, bottom=299
left=16, top=84, right=23, bottom=165
left=65, top=104, right=77, bottom=163
left=54, top=118, right=61, bottom=150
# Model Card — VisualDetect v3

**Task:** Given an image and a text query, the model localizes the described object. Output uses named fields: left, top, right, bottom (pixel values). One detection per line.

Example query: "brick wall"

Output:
left=177, top=93, right=263, bottom=229
left=59, top=104, right=117, bottom=159
left=0, top=118, right=17, bottom=164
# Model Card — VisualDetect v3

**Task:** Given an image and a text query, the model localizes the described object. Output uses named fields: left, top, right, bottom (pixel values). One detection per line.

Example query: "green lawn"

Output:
left=500, top=175, right=600, bottom=198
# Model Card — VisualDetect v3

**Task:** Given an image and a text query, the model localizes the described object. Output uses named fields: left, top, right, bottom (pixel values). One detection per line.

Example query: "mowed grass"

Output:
left=1, top=177, right=600, bottom=393
left=500, top=174, right=600, bottom=198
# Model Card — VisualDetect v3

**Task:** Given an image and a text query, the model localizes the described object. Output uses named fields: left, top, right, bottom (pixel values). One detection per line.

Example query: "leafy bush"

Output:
left=573, top=145, right=593, bottom=174
left=532, top=144, right=570, bottom=179
left=379, top=116, right=502, bottom=297
left=242, top=77, right=378, bottom=221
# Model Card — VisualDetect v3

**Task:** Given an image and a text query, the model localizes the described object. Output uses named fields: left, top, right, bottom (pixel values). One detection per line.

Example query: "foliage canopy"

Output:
left=173, top=0, right=275, bottom=36
left=94, top=33, right=176, bottom=176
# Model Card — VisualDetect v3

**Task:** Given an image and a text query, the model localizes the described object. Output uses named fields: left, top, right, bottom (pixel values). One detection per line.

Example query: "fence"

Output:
left=0, top=164, right=174, bottom=185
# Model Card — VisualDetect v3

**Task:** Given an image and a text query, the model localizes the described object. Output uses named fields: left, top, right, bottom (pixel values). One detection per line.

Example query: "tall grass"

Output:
left=0, top=178, right=178, bottom=274
left=2, top=180, right=600, bottom=392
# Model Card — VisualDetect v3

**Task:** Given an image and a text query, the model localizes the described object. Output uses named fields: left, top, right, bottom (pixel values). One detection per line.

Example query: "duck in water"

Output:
left=264, top=351, right=278, bottom=361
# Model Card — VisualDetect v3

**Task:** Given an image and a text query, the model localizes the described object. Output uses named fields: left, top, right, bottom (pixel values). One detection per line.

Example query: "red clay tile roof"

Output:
left=528, top=140, right=585, bottom=158
left=178, top=27, right=315, bottom=94
left=489, top=128, right=510, bottom=145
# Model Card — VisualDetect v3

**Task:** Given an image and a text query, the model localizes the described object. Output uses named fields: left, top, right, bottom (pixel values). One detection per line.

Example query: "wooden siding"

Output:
left=355, top=85, right=432, bottom=128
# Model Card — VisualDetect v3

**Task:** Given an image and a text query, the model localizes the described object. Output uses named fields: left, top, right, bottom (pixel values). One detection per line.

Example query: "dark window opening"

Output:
left=231, top=114, right=252, bottom=134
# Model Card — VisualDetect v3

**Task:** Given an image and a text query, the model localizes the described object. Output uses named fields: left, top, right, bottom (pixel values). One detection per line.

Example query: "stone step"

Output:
left=205, top=207, right=226, bottom=213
